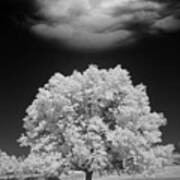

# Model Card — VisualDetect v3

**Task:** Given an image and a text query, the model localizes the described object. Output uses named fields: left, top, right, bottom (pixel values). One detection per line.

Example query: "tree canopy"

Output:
left=0, top=150, right=22, bottom=177
left=18, top=65, right=174, bottom=179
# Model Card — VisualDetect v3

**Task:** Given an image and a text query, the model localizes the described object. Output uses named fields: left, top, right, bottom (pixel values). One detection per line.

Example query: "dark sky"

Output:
left=0, top=1, right=180, bottom=156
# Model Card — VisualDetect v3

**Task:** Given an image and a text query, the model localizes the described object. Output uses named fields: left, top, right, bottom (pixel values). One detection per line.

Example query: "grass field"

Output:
left=63, top=165, right=180, bottom=180
left=0, top=165, right=180, bottom=180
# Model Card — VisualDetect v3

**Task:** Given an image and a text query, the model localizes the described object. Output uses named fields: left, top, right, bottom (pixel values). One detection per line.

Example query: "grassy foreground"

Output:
left=63, top=165, right=180, bottom=180
left=0, top=166, right=180, bottom=180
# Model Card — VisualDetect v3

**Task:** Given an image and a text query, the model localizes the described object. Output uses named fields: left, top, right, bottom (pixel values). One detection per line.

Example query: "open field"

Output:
left=63, top=165, right=180, bottom=180
left=1, top=166, right=180, bottom=180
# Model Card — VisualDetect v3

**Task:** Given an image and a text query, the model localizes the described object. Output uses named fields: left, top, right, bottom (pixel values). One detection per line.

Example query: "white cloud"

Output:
left=153, top=16, right=180, bottom=32
left=33, top=23, right=134, bottom=50
left=30, top=0, right=180, bottom=50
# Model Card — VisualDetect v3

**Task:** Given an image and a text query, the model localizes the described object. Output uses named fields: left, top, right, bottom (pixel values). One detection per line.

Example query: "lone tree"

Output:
left=19, top=65, right=174, bottom=179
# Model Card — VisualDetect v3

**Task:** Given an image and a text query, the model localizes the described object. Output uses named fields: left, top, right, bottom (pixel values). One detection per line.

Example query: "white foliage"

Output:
left=22, top=151, right=65, bottom=177
left=0, top=150, right=22, bottom=177
left=18, top=65, right=174, bottom=176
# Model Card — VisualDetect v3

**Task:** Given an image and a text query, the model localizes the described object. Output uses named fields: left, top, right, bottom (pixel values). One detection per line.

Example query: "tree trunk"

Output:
left=85, top=171, right=93, bottom=180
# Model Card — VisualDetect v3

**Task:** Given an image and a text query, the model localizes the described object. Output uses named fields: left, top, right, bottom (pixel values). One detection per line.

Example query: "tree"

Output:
left=21, top=151, right=65, bottom=178
left=0, top=150, right=22, bottom=178
left=18, top=65, right=174, bottom=179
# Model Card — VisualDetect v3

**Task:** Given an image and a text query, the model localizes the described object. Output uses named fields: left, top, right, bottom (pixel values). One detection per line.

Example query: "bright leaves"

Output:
left=17, top=65, right=174, bottom=178
left=0, top=65, right=175, bottom=179
left=0, top=150, right=22, bottom=177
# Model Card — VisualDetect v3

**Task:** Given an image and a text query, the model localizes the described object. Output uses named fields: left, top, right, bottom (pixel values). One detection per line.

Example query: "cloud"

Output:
left=29, top=0, right=180, bottom=50
left=153, top=16, right=180, bottom=32
left=33, top=23, right=134, bottom=50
